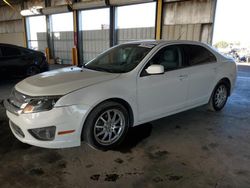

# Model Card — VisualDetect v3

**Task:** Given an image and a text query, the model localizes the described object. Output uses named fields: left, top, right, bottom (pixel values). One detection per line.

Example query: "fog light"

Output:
left=28, top=126, right=56, bottom=141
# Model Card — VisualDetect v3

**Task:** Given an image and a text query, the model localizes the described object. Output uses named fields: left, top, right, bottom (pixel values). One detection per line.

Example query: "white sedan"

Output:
left=4, top=40, right=237, bottom=150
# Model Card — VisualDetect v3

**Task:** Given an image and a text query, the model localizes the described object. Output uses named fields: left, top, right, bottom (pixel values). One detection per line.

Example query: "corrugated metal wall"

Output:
left=81, top=27, right=155, bottom=63
left=27, top=31, right=73, bottom=64
left=52, top=31, right=74, bottom=64
left=0, top=5, right=21, bottom=22
left=82, top=29, right=109, bottom=63
left=0, top=4, right=24, bottom=46
left=117, top=27, right=155, bottom=44
left=36, top=32, right=48, bottom=53
left=162, top=24, right=201, bottom=41
left=0, top=20, right=23, bottom=33
left=162, top=0, right=216, bottom=44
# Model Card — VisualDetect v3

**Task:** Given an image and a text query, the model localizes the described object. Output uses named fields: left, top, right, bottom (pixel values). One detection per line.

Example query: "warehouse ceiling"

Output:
left=0, top=0, right=23, bottom=6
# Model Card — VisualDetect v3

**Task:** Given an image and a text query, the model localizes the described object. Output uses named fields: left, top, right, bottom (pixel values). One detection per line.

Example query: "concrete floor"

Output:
left=0, top=65, right=249, bottom=188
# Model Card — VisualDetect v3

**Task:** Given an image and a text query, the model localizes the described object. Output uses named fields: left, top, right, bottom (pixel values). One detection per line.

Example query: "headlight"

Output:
left=23, top=96, right=61, bottom=114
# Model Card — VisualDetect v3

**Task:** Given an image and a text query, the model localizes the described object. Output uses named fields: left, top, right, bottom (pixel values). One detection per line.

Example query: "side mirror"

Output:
left=145, top=64, right=164, bottom=75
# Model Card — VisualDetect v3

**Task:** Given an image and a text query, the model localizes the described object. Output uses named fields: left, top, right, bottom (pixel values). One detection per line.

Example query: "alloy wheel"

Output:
left=214, top=85, right=228, bottom=108
left=94, top=109, right=125, bottom=145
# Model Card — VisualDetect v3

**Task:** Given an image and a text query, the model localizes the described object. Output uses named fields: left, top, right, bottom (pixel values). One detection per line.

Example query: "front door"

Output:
left=137, top=45, right=189, bottom=122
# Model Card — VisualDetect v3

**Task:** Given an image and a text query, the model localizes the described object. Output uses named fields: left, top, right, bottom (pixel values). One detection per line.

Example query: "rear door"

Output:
left=182, top=44, right=218, bottom=106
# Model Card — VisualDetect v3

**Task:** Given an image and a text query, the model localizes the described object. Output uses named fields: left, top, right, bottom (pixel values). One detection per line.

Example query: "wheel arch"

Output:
left=208, top=77, right=231, bottom=111
left=80, top=97, right=134, bottom=141
left=209, top=77, right=231, bottom=104
left=105, top=98, right=134, bottom=127
left=218, top=77, right=231, bottom=96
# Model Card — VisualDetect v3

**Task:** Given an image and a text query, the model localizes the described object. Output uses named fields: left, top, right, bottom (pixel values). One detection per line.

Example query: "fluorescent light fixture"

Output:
left=20, top=6, right=42, bottom=16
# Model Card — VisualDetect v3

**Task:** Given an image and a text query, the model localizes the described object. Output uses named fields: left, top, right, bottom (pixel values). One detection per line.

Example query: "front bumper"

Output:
left=6, top=104, right=90, bottom=148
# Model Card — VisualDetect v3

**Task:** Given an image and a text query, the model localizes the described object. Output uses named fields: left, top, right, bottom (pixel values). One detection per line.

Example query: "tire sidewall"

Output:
left=83, top=102, right=130, bottom=150
left=212, top=83, right=229, bottom=111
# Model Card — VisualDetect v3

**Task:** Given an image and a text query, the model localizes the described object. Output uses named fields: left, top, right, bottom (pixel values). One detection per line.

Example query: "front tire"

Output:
left=208, top=82, right=229, bottom=111
left=82, top=101, right=130, bottom=150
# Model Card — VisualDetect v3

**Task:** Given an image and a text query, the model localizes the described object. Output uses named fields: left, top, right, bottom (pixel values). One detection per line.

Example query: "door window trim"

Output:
left=139, top=44, right=184, bottom=77
left=181, top=44, right=218, bottom=67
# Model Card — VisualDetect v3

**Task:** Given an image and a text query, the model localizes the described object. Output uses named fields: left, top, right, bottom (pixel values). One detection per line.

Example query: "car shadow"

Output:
left=113, top=123, right=153, bottom=153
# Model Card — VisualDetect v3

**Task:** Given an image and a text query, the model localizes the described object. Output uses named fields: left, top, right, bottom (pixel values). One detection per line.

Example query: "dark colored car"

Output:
left=0, top=43, right=48, bottom=77
left=240, top=56, right=247, bottom=62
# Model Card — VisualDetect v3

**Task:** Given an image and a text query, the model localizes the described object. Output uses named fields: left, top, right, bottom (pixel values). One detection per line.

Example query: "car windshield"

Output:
left=84, top=43, right=154, bottom=73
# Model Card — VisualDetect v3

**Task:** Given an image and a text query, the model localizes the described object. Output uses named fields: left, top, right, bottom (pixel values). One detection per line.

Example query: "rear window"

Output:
left=183, top=45, right=217, bottom=66
left=21, top=49, right=32, bottom=55
left=1, top=46, right=21, bottom=57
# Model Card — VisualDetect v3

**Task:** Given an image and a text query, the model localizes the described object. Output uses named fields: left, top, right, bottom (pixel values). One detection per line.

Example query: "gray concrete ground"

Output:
left=0, top=65, right=249, bottom=188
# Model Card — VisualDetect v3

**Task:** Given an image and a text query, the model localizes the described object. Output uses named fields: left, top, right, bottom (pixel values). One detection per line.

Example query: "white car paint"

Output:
left=137, top=67, right=189, bottom=121
left=15, top=66, right=120, bottom=96
left=4, top=40, right=237, bottom=148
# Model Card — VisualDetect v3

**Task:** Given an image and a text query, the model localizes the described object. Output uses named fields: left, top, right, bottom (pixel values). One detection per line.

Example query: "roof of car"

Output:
left=0, top=43, right=32, bottom=51
left=123, top=40, right=209, bottom=46
left=0, top=43, right=23, bottom=47
left=0, top=43, right=42, bottom=53
left=123, top=40, right=225, bottom=60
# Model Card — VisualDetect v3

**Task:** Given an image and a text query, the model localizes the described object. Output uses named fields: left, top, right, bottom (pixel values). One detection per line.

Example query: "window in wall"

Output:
left=80, top=8, right=110, bottom=63
left=51, top=12, right=73, bottom=32
left=26, top=16, right=47, bottom=53
left=51, top=12, right=74, bottom=64
left=116, top=2, right=156, bottom=44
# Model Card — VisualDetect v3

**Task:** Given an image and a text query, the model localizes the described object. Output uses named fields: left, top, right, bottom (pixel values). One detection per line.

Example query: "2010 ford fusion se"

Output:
left=4, top=40, right=237, bottom=150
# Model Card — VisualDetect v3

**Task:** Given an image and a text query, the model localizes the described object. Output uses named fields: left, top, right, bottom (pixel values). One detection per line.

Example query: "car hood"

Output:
left=15, top=66, right=120, bottom=96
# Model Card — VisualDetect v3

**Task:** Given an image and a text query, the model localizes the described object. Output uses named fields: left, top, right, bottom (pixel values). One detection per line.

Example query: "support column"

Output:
left=109, top=6, right=117, bottom=47
left=155, top=0, right=163, bottom=40
left=46, top=15, right=54, bottom=63
left=21, top=1, right=27, bottom=47
left=211, top=0, right=218, bottom=44
left=22, top=17, right=28, bottom=47
left=45, top=0, right=54, bottom=63
left=73, top=10, right=80, bottom=66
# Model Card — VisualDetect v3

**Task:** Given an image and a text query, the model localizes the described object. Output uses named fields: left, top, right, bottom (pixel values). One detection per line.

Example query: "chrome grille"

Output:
left=10, top=121, right=25, bottom=138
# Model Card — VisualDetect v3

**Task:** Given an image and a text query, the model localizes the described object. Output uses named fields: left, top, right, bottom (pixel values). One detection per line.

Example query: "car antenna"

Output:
left=177, top=30, right=185, bottom=40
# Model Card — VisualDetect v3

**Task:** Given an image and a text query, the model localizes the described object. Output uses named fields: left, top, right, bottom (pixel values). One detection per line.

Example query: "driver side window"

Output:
left=148, top=45, right=182, bottom=71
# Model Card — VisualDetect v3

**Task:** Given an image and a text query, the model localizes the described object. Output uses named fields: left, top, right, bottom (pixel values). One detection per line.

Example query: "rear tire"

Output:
left=82, top=101, right=130, bottom=150
left=208, top=82, right=229, bottom=111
